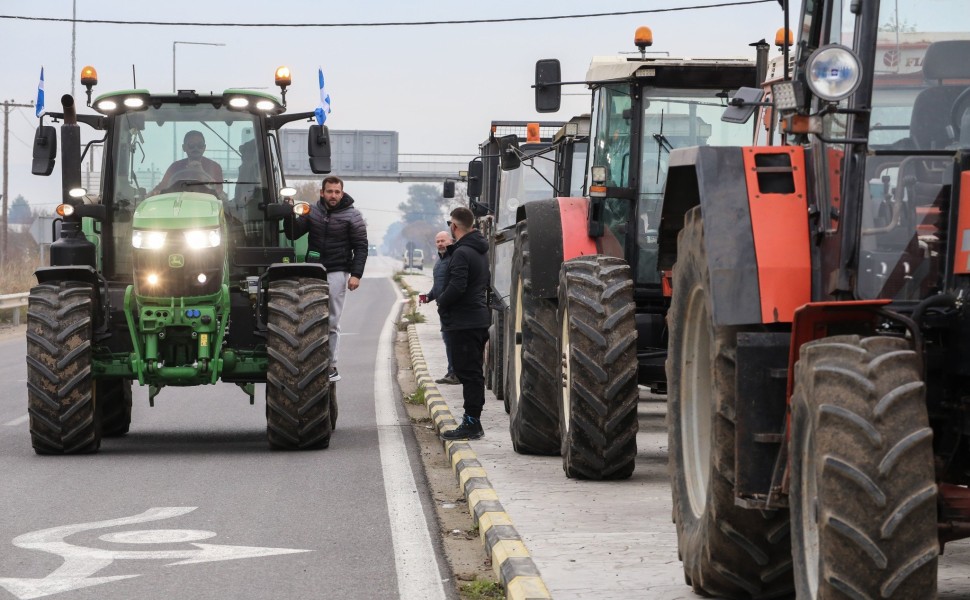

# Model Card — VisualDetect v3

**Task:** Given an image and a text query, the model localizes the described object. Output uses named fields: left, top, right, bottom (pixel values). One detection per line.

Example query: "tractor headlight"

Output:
left=132, top=230, right=167, bottom=249
left=805, top=44, right=862, bottom=102
left=183, top=229, right=221, bottom=249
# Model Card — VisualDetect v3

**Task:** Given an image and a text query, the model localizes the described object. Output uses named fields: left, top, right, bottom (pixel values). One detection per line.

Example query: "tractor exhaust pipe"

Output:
left=61, top=94, right=77, bottom=125
left=59, top=95, right=82, bottom=206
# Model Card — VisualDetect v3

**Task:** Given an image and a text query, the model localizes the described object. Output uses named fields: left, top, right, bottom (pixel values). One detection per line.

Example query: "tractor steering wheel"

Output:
left=949, top=87, right=970, bottom=143
left=162, top=166, right=222, bottom=198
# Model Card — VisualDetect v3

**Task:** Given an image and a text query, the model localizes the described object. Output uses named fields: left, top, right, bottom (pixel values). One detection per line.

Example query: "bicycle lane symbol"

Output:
left=0, top=507, right=311, bottom=599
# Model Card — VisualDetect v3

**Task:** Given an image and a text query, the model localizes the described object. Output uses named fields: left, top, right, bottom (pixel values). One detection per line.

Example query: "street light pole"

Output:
left=172, top=41, right=226, bottom=93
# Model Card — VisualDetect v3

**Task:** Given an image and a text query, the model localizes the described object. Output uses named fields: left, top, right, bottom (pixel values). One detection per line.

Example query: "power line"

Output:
left=0, top=1, right=776, bottom=28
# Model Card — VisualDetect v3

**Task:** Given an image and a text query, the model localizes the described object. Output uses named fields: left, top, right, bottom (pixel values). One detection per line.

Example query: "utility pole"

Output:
left=2, top=100, right=35, bottom=266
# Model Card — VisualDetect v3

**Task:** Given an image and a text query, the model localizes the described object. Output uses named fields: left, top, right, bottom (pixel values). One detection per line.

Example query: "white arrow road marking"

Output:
left=0, top=507, right=310, bottom=599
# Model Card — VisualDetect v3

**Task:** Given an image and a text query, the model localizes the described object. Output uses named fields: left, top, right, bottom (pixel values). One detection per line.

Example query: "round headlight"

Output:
left=805, top=44, right=862, bottom=102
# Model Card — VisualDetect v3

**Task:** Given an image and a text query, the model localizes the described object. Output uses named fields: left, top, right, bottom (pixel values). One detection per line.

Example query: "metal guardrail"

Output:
left=0, top=293, right=28, bottom=326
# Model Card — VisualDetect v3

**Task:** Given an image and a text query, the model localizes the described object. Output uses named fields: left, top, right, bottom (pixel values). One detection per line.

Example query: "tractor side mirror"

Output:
left=443, top=180, right=455, bottom=198
left=32, top=126, right=57, bottom=176
left=466, top=160, right=483, bottom=198
left=496, top=134, right=521, bottom=171
left=535, top=59, right=562, bottom=113
left=308, top=124, right=332, bottom=174
left=722, top=87, right=765, bottom=124
left=265, top=202, right=292, bottom=220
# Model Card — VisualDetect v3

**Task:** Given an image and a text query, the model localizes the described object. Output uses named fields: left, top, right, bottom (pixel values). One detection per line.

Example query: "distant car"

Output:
left=404, top=248, right=424, bottom=270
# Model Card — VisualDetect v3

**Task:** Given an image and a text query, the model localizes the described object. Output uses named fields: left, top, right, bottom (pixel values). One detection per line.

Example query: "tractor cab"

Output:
left=577, top=45, right=758, bottom=288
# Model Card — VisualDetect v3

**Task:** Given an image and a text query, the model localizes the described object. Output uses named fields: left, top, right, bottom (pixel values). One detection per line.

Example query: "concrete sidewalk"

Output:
left=402, top=272, right=702, bottom=600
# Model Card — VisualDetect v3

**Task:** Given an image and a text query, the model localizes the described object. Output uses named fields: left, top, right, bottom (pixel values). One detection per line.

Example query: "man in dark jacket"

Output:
left=285, top=176, right=368, bottom=382
left=438, top=207, right=491, bottom=441
left=422, top=230, right=457, bottom=385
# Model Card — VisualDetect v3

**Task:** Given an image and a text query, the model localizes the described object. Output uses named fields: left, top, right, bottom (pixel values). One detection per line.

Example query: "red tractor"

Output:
left=508, top=29, right=761, bottom=479
left=660, top=0, right=970, bottom=597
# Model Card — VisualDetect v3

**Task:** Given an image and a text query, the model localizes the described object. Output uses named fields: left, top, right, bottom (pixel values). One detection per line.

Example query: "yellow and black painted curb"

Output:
left=407, top=325, right=553, bottom=600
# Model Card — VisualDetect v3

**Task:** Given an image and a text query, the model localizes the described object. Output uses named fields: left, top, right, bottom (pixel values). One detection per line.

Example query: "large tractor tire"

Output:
left=26, top=282, right=101, bottom=454
left=667, top=207, right=793, bottom=598
left=99, top=379, right=133, bottom=437
left=556, top=256, right=638, bottom=480
left=265, top=278, right=333, bottom=450
left=790, top=335, right=938, bottom=599
left=506, top=220, right=561, bottom=455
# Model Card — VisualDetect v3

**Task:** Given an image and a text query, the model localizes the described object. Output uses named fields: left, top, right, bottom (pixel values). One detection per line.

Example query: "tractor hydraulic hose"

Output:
left=911, top=292, right=958, bottom=328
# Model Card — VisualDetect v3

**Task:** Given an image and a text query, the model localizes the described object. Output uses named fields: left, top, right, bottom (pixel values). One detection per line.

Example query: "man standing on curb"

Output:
left=421, top=230, right=458, bottom=385
left=437, top=207, right=491, bottom=441
left=285, top=175, right=368, bottom=382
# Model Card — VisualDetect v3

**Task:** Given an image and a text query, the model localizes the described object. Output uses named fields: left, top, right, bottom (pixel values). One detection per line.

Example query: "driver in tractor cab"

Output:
left=153, top=130, right=225, bottom=198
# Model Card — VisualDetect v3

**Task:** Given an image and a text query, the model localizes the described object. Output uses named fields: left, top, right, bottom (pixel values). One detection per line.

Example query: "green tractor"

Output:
left=28, top=65, right=336, bottom=454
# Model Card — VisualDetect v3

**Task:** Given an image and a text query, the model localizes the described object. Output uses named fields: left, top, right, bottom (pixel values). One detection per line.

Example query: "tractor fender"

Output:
left=657, top=146, right=810, bottom=326
left=33, top=265, right=109, bottom=330
left=518, top=198, right=597, bottom=300
left=261, top=262, right=328, bottom=286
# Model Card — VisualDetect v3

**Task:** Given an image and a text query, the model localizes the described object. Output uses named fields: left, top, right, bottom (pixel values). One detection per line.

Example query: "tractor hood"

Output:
left=133, top=192, right=223, bottom=230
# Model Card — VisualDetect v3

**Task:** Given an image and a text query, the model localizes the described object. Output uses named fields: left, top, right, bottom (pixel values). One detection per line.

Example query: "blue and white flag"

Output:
left=35, top=67, right=45, bottom=117
left=314, top=67, right=331, bottom=126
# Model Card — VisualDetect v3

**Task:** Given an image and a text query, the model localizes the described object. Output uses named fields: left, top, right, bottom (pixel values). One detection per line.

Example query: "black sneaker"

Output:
left=329, top=368, right=341, bottom=382
left=435, top=373, right=460, bottom=385
left=441, top=415, right=483, bottom=441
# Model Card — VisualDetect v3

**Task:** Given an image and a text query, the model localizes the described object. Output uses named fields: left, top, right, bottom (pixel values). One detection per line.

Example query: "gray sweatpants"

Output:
left=327, top=270, right=350, bottom=367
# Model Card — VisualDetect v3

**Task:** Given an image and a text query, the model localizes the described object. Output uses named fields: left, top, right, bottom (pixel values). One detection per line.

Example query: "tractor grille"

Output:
left=133, top=245, right=223, bottom=298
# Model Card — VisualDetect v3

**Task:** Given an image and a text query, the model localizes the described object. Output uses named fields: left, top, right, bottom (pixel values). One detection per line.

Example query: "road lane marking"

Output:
left=0, top=507, right=310, bottom=599
left=375, top=285, right=447, bottom=600
left=5, top=415, right=28, bottom=427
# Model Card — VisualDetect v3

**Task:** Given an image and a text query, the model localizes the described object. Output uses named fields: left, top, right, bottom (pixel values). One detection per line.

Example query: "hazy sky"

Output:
left=1, top=0, right=797, bottom=245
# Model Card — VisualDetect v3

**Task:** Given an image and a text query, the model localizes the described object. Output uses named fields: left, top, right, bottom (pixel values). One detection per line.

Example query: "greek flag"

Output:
left=35, top=67, right=45, bottom=117
left=315, top=67, right=331, bottom=126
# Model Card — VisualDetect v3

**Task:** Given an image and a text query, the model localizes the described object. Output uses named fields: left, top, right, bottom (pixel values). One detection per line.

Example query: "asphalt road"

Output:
left=0, top=257, right=453, bottom=600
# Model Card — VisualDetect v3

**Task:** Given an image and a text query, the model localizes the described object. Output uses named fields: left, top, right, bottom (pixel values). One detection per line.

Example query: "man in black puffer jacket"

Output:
left=438, top=206, right=491, bottom=441
left=285, top=176, right=368, bottom=382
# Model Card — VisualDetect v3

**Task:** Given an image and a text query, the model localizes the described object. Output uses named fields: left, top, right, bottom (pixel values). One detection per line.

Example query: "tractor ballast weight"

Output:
left=26, top=71, right=336, bottom=454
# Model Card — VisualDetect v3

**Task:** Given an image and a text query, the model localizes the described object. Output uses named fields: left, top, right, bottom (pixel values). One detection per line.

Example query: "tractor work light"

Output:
left=279, top=187, right=296, bottom=199
left=123, top=97, right=145, bottom=108
left=805, top=44, right=861, bottom=102
left=591, top=166, right=607, bottom=185
left=132, top=230, right=168, bottom=250
left=68, top=187, right=87, bottom=199
left=183, top=229, right=221, bottom=249
left=56, top=204, right=75, bottom=217
left=146, top=273, right=160, bottom=286
left=772, top=82, right=798, bottom=111
left=255, top=99, right=276, bottom=111
left=96, top=99, right=118, bottom=113
left=228, top=97, right=250, bottom=108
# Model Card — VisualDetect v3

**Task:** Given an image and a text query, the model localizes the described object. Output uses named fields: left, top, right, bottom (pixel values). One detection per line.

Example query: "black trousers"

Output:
left=448, top=327, right=489, bottom=419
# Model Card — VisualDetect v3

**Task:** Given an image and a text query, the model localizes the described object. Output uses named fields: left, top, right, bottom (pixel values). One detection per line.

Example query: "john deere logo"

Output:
left=168, top=254, right=185, bottom=268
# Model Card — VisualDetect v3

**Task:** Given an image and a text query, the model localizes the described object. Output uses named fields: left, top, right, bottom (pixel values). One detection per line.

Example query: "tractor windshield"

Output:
left=851, top=0, right=970, bottom=300
left=495, top=146, right=556, bottom=230
left=105, top=104, right=272, bottom=280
